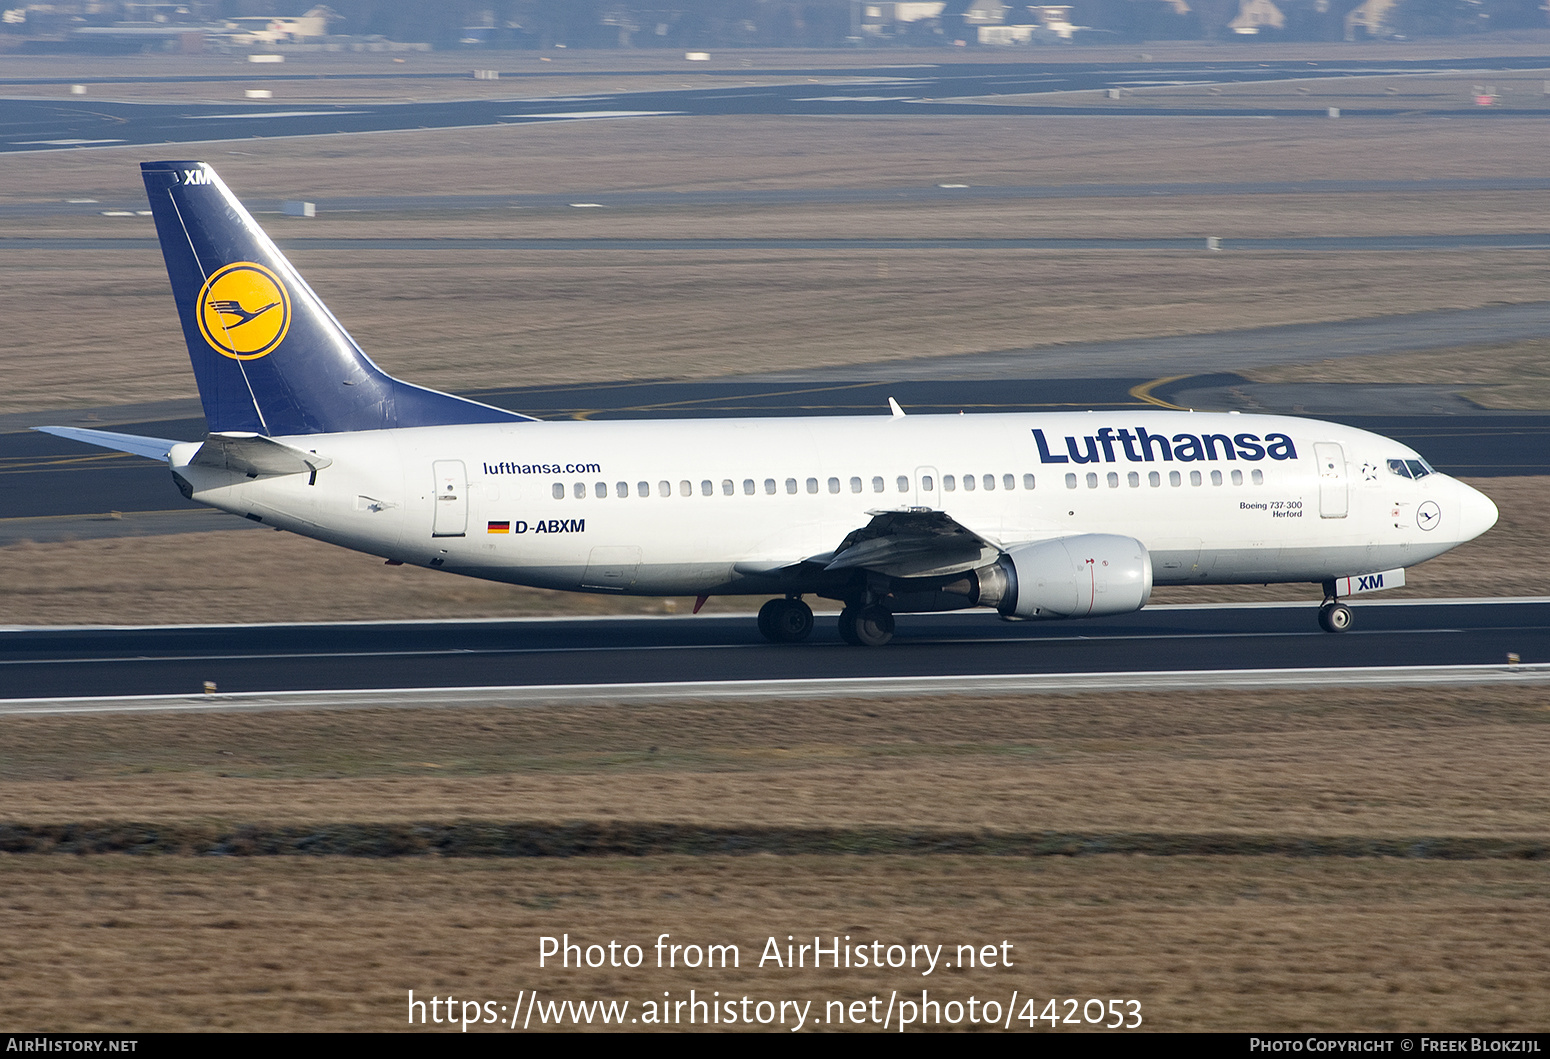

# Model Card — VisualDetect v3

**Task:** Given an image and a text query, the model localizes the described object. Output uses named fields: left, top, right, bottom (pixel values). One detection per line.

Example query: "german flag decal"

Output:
left=487, top=521, right=511, bottom=534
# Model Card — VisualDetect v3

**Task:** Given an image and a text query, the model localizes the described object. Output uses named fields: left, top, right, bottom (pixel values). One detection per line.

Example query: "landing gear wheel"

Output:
left=757, top=597, right=814, bottom=643
left=839, top=605, right=895, bottom=647
left=1318, top=602, right=1353, bottom=633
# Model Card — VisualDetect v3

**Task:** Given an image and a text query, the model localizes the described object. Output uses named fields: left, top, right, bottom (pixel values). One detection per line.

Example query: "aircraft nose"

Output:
left=1455, top=479, right=1499, bottom=543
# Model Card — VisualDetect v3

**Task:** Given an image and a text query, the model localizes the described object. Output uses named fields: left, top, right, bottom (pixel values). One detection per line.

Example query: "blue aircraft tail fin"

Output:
left=140, top=161, right=529, bottom=436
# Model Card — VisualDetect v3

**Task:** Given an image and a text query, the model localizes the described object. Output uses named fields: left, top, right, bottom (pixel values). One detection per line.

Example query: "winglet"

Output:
left=888, top=397, right=906, bottom=418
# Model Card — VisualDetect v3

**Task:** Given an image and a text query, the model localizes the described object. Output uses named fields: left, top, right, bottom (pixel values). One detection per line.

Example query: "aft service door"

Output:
left=1314, top=443, right=1347, bottom=519
left=431, top=460, right=468, bottom=537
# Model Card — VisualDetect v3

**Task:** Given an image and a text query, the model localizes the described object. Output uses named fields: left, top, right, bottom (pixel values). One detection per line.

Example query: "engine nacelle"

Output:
left=974, top=534, right=1153, bottom=619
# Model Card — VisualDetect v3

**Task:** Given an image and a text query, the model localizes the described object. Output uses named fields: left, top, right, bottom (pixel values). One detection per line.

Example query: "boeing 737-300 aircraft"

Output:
left=38, top=162, right=1499, bottom=646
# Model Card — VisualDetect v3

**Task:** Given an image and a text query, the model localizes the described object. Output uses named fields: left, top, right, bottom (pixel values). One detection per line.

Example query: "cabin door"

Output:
left=1315, top=443, right=1348, bottom=519
left=431, top=460, right=468, bottom=537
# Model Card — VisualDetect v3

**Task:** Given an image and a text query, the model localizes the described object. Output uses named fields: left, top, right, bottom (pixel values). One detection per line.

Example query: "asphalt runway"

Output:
left=4, top=57, right=1546, bottom=154
left=2, top=601, right=1545, bottom=700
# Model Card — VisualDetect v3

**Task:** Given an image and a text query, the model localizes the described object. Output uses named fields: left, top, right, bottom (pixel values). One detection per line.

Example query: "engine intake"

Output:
left=976, top=534, right=1152, bottom=619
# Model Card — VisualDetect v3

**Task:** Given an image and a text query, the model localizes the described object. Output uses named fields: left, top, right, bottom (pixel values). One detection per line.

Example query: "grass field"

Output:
left=1, top=103, right=1548, bottom=413
left=2, top=684, right=1547, bottom=1031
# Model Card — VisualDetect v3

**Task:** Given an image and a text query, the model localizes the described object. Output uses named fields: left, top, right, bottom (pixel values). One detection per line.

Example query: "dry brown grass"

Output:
left=3, top=854, right=1547, bottom=1032
left=2, top=684, right=1549, bottom=1031
left=4, top=112, right=1550, bottom=412
left=3, top=686, right=1549, bottom=837
left=5, top=240, right=1550, bottom=414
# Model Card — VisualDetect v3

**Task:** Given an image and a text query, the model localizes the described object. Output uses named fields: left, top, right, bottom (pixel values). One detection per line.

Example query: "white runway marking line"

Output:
left=12, top=138, right=124, bottom=145
left=4, top=664, right=1549, bottom=717
left=185, top=111, right=369, bottom=120
left=508, top=110, right=683, bottom=120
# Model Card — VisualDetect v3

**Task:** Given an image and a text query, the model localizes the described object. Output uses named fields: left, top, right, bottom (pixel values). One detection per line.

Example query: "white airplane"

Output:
left=39, top=161, right=1499, bottom=646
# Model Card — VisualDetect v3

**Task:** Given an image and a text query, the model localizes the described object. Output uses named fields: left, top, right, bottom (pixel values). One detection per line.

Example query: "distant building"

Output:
left=1229, top=0, right=1286, bottom=34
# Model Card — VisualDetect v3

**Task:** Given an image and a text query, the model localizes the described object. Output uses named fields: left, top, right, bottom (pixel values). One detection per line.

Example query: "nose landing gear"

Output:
left=1318, top=580, right=1353, bottom=632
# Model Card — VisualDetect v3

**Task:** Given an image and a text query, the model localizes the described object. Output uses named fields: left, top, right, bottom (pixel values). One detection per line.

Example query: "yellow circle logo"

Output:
left=197, top=262, right=290, bottom=360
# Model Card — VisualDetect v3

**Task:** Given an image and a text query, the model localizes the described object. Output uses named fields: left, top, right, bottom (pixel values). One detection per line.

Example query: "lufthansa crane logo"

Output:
left=196, top=262, right=291, bottom=360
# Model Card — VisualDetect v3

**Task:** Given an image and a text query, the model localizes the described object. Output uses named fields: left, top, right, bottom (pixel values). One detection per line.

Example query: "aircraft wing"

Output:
left=34, top=425, right=183, bottom=461
left=821, top=509, right=1002, bottom=579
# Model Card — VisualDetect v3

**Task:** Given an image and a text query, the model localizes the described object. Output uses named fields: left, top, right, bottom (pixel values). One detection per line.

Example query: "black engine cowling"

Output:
left=974, top=534, right=1153, bottom=619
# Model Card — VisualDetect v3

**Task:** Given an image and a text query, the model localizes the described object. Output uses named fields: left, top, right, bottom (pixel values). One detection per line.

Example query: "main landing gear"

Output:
left=1318, top=580, right=1353, bottom=633
left=838, top=604, right=895, bottom=647
left=757, top=596, right=814, bottom=643
left=756, top=596, right=897, bottom=646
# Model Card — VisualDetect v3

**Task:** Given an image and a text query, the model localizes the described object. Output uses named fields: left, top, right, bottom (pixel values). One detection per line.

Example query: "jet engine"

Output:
left=973, top=534, right=1152, bottom=619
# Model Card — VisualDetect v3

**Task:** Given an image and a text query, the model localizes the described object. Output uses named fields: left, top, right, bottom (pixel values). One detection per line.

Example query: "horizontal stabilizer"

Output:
left=34, top=425, right=182, bottom=461
left=190, top=432, right=332, bottom=478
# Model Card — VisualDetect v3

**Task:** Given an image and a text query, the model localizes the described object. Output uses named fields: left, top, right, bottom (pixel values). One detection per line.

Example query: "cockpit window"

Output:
left=1388, top=458, right=1434, bottom=480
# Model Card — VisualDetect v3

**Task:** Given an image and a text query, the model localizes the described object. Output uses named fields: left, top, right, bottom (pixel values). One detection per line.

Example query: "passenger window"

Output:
left=680, top=480, right=692, bottom=497
left=963, top=474, right=975, bottom=492
left=1169, top=471, right=1181, bottom=487
left=1003, top=474, right=1015, bottom=491
left=944, top=475, right=956, bottom=491
left=659, top=481, right=671, bottom=497
left=595, top=482, right=607, bottom=498
left=1065, top=473, right=1077, bottom=489
left=1231, top=469, right=1243, bottom=486
left=982, top=474, right=995, bottom=491
left=807, top=477, right=819, bottom=494
left=1107, top=472, right=1119, bottom=488
left=552, top=483, right=564, bottom=499
left=574, top=482, right=586, bottom=499
left=897, top=475, right=909, bottom=493
left=922, top=475, right=933, bottom=491
left=612, top=482, right=625, bottom=498
left=1023, top=473, right=1035, bottom=490
left=872, top=476, right=885, bottom=493
left=786, top=478, right=798, bottom=495
left=722, top=479, right=734, bottom=496
left=743, top=479, right=755, bottom=495
left=828, top=477, right=840, bottom=494
left=765, top=478, right=777, bottom=495
left=1210, top=470, right=1223, bottom=486
left=850, top=477, right=862, bottom=494
left=701, top=480, right=713, bottom=496
left=638, top=482, right=649, bottom=497
left=1149, top=471, right=1160, bottom=487
left=1086, top=472, right=1098, bottom=489
left=1252, top=469, right=1264, bottom=485
left=1190, top=471, right=1202, bottom=487
left=1127, top=471, right=1139, bottom=488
